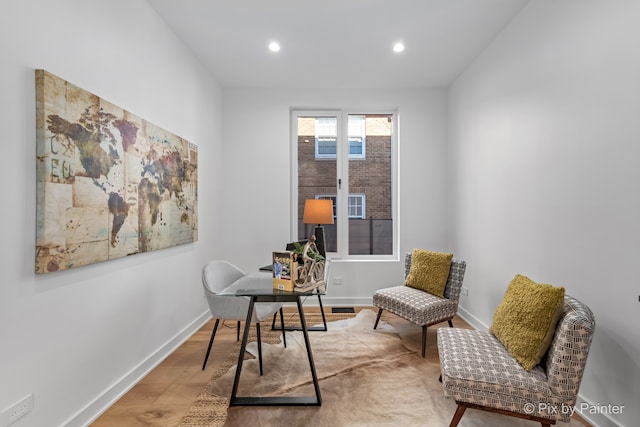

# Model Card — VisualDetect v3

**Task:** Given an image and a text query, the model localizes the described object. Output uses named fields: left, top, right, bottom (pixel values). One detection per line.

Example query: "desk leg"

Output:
left=230, top=296, right=255, bottom=403
left=297, top=297, right=322, bottom=405
left=230, top=295, right=321, bottom=406
left=317, top=294, right=328, bottom=330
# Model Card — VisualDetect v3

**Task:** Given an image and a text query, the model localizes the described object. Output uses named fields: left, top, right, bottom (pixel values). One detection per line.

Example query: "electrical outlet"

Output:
left=461, top=287, right=469, bottom=296
left=1, top=394, right=34, bottom=426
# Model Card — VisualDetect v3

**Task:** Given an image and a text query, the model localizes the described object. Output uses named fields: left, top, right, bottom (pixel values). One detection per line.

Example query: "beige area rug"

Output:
left=180, top=309, right=583, bottom=427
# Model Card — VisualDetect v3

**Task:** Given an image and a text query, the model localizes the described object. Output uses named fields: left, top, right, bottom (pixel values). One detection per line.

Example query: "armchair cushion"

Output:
left=490, top=274, right=565, bottom=371
left=374, top=285, right=458, bottom=326
left=404, top=248, right=453, bottom=298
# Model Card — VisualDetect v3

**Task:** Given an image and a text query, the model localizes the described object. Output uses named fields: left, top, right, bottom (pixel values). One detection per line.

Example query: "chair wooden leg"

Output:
left=448, top=319, right=454, bottom=327
left=452, top=401, right=556, bottom=427
left=449, top=404, right=467, bottom=427
left=373, top=308, right=383, bottom=329
left=279, top=307, right=287, bottom=348
left=236, top=321, right=241, bottom=341
left=422, top=325, right=427, bottom=357
left=202, top=319, right=220, bottom=370
left=256, top=323, right=263, bottom=376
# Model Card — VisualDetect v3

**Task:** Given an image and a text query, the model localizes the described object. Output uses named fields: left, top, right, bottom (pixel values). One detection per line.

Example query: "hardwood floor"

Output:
left=92, top=317, right=235, bottom=425
left=92, top=307, right=592, bottom=426
left=92, top=307, right=329, bottom=426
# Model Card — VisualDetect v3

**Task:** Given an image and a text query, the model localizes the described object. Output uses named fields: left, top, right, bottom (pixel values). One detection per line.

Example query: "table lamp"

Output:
left=303, top=199, right=334, bottom=257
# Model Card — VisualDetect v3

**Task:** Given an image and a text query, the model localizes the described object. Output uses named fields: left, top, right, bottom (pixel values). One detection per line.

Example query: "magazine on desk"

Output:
left=272, top=251, right=295, bottom=291
left=272, top=251, right=327, bottom=293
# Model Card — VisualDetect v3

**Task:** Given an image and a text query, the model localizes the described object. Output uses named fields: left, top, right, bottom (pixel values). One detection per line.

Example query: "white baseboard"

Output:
left=456, top=305, right=489, bottom=331
left=574, top=395, right=623, bottom=427
left=62, top=310, right=212, bottom=427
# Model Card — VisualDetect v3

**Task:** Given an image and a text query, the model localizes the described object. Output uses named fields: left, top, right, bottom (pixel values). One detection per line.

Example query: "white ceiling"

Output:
left=147, top=0, right=529, bottom=89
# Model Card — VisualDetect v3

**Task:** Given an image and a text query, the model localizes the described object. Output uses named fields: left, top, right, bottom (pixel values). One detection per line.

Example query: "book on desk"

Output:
left=272, top=251, right=295, bottom=291
left=271, top=250, right=327, bottom=293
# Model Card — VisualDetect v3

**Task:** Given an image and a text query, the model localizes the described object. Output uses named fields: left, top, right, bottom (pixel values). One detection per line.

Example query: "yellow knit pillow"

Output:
left=404, top=248, right=453, bottom=298
left=490, top=275, right=565, bottom=371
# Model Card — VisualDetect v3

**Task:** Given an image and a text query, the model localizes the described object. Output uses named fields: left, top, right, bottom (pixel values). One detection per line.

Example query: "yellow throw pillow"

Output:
left=490, top=275, right=565, bottom=371
left=404, top=248, right=453, bottom=298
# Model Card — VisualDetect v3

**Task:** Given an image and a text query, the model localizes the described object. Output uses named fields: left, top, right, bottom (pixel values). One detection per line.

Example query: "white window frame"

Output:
left=291, top=109, right=398, bottom=260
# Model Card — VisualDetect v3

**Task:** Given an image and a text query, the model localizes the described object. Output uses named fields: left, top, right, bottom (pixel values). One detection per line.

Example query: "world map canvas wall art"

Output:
left=35, top=70, right=198, bottom=274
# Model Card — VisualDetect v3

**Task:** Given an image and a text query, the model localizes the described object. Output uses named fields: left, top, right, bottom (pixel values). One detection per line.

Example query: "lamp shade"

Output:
left=303, top=199, right=334, bottom=225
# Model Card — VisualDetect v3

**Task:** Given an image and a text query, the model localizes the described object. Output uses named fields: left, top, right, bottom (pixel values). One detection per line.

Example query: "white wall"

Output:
left=448, top=1, right=640, bottom=426
left=0, top=1, right=223, bottom=425
left=221, top=88, right=449, bottom=304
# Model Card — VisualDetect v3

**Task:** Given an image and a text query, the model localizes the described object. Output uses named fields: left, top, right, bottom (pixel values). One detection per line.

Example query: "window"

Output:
left=316, top=194, right=365, bottom=219
left=314, top=115, right=366, bottom=159
left=293, top=111, right=396, bottom=257
left=348, top=115, right=365, bottom=158
left=348, top=195, right=365, bottom=219
left=315, top=118, right=337, bottom=158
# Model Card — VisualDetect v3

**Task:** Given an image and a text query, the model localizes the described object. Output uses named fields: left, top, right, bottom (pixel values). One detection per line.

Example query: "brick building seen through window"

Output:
left=296, top=114, right=393, bottom=255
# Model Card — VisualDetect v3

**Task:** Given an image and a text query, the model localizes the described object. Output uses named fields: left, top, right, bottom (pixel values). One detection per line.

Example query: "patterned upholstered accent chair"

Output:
left=373, top=252, right=467, bottom=357
left=437, top=295, right=595, bottom=427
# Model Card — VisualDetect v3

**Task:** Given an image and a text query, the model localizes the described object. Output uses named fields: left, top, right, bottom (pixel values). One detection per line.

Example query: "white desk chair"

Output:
left=201, top=260, right=286, bottom=374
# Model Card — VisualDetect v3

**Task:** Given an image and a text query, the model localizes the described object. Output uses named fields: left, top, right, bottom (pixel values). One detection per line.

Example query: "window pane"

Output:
left=298, top=116, right=337, bottom=252
left=348, top=115, right=365, bottom=158
left=348, top=115, right=365, bottom=137
left=315, top=117, right=337, bottom=159
left=348, top=114, right=393, bottom=255
left=349, top=138, right=363, bottom=155
left=317, top=117, right=337, bottom=135
left=317, top=137, right=337, bottom=155
left=348, top=195, right=364, bottom=218
left=295, top=112, right=394, bottom=257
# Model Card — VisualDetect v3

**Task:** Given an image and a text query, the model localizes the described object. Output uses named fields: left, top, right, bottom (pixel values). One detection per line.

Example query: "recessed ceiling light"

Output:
left=269, top=42, right=280, bottom=52
left=393, top=42, right=405, bottom=53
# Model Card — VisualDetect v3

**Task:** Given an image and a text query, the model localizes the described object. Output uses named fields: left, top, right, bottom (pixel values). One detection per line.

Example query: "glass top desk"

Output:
left=260, top=263, right=328, bottom=332
left=219, top=274, right=324, bottom=406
